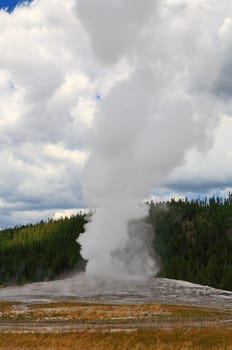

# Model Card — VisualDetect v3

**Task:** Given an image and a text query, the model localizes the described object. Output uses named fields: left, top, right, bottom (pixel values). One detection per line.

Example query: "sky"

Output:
left=0, top=0, right=31, bottom=12
left=0, top=0, right=232, bottom=228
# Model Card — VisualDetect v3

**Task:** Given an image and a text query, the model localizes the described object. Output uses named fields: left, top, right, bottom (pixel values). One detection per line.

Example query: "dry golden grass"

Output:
left=0, top=328, right=232, bottom=350
left=1, top=301, right=232, bottom=349
left=27, top=302, right=166, bottom=321
left=0, top=301, right=21, bottom=317
left=1, top=301, right=229, bottom=323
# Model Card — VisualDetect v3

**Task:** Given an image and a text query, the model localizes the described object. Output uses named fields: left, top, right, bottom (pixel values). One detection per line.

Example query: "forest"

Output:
left=149, top=194, right=232, bottom=291
left=0, top=194, right=232, bottom=290
left=0, top=215, right=86, bottom=285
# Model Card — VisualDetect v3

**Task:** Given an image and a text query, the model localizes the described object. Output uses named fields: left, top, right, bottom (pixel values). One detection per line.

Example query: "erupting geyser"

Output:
left=77, top=0, right=226, bottom=279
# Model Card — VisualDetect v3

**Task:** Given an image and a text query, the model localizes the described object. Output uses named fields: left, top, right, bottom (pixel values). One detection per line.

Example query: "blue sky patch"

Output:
left=0, top=0, right=32, bottom=13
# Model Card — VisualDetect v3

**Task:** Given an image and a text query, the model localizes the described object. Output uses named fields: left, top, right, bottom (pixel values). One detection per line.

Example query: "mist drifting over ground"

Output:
left=76, top=0, right=231, bottom=278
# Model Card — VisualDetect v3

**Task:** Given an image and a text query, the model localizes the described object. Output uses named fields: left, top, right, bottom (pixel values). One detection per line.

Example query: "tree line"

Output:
left=148, top=194, right=232, bottom=291
left=0, top=194, right=232, bottom=290
left=0, top=215, right=86, bottom=285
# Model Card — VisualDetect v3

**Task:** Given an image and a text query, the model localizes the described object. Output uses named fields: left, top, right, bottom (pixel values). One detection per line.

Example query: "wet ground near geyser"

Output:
left=0, top=274, right=232, bottom=309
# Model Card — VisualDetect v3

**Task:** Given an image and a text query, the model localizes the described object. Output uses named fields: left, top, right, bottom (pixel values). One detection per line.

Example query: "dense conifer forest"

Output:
left=149, top=194, right=232, bottom=291
left=0, top=215, right=86, bottom=285
left=0, top=195, right=232, bottom=290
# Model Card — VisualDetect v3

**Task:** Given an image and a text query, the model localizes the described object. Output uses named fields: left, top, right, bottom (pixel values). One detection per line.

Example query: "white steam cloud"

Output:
left=77, top=0, right=231, bottom=278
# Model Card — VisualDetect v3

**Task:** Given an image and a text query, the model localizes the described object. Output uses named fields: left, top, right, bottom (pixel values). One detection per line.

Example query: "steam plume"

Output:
left=77, top=0, right=227, bottom=278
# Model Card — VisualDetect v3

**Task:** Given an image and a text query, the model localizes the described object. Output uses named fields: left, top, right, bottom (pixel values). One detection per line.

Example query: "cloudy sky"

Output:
left=0, top=0, right=232, bottom=228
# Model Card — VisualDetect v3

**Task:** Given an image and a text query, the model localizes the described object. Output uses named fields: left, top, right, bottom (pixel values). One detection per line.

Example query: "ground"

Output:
left=0, top=300, right=232, bottom=349
left=0, top=276, right=232, bottom=349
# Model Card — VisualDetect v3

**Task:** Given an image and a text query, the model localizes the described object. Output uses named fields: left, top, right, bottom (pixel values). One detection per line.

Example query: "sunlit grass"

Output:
left=0, top=328, right=232, bottom=350
left=0, top=301, right=230, bottom=323
left=0, top=301, right=21, bottom=314
left=0, top=301, right=232, bottom=349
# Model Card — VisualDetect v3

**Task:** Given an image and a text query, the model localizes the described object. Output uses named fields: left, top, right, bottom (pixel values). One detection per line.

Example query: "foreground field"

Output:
left=0, top=300, right=232, bottom=349
left=1, top=328, right=232, bottom=350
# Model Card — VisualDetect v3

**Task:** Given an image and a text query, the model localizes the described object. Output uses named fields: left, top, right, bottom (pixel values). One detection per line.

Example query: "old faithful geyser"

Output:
left=77, top=0, right=227, bottom=278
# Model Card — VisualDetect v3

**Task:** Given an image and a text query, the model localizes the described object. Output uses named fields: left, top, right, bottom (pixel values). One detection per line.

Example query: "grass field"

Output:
left=0, top=300, right=232, bottom=349
left=1, top=328, right=232, bottom=350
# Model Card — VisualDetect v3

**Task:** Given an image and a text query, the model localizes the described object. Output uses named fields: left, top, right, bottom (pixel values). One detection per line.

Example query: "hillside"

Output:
left=0, top=195, right=232, bottom=290
left=149, top=194, right=232, bottom=291
left=0, top=215, right=86, bottom=285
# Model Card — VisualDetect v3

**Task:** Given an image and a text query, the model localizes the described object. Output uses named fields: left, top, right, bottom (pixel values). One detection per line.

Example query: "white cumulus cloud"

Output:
left=0, top=0, right=232, bottom=229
